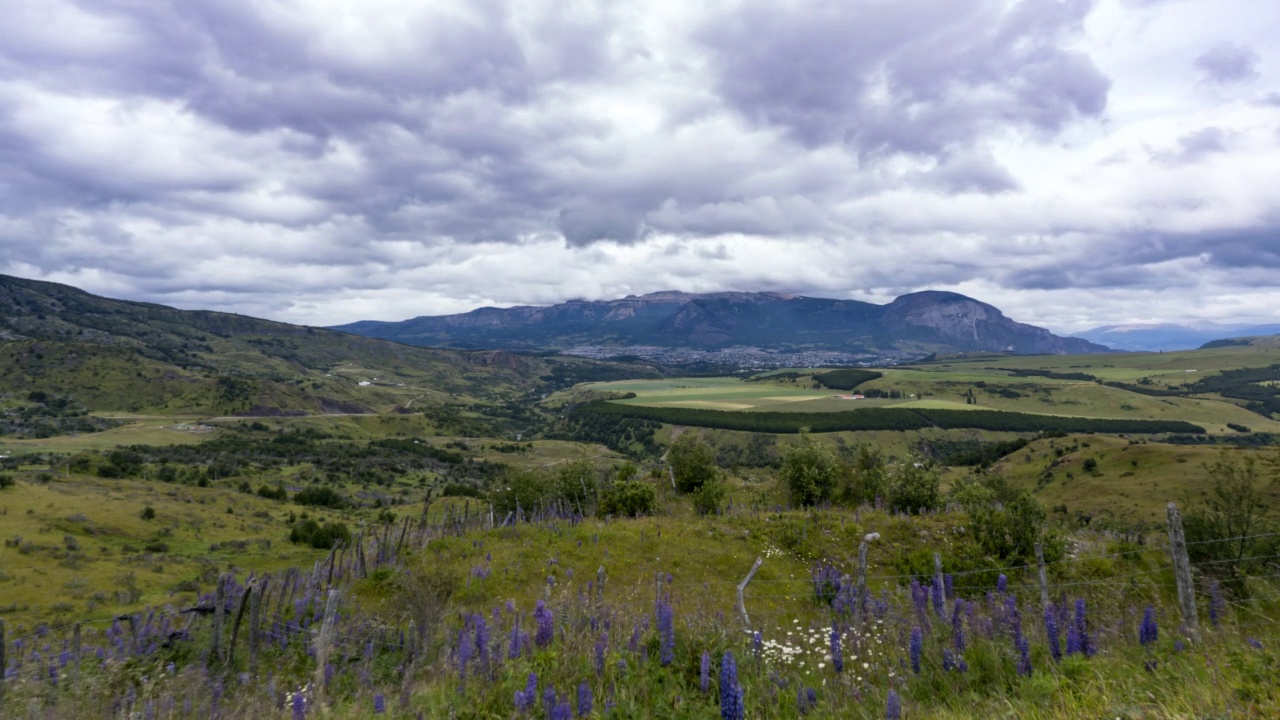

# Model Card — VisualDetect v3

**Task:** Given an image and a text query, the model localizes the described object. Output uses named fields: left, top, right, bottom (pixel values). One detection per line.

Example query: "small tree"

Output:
left=140, top=506, right=156, bottom=521
left=668, top=433, right=719, bottom=494
left=838, top=445, right=888, bottom=506
left=599, top=480, right=657, bottom=518
left=691, top=478, right=727, bottom=516
left=1185, top=451, right=1276, bottom=579
left=887, top=460, right=941, bottom=514
left=780, top=438, right=844, bottom=507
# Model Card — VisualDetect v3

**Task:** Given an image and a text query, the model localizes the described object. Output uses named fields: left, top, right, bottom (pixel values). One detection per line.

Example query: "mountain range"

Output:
left=333, top=290, right=1110, bottom=355
left=1072, top=323, right=1280, bottom=352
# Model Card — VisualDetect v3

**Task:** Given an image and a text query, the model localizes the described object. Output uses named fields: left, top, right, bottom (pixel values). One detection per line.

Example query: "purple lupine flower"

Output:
left=886, top=689, right=901, bottom=720
left=544, top=686, right=559, bottom=716
left=720, top=651, right=743, bottom=720
left=292, top=692, right=306, bottom=720
left=657, top=600, right=674, bottom=666
left=830, top=627, right=844, bottom=673
left=1016, top=634, right=1032, bottom=676
left=997, top=574, right=1008, bottom=593
left=930, top=576, right=944, bottom=618
left=474, top=614, right=490, bottom=669
left=595, top=634, right=607, bottom=677
left=514, top=673, right=538, bottom=712
left=1044, top=604, right=1061, bottom=663
left=957, top=655, right=969, bottom=673
left=534, top=600, right=554, bottom=648
left=1209, top=582, right=1224, bottom=627
left=1066, top=621, right=1081, bottom=656
left=910, top=579, right=927, bottom=621
left=944, top=573, right=954, bottom=600
left=909, top=627, right=922, bottom=674
left=1005, top=596, right=1021, bottom=640
left=1074, top=599, right=1092, bottom=656
left=943, top=649, right=956, bottom=672
left=1139, top=607, right=1158, bottom=647
left=752, top=631, right=763, bottom=661
left=577, top=682, right=593, bottom=717
left=628, top=625, right=641, bottom=654
left=1247, top=637, right=1263, bottom=650
left=550, top=701, right=572, bottom=720
left=952, top=599, right=965, bottom=653
left=510, top=618, right=522, bottom=660
left=373, top=694, right=386, bottom=714
left=701, top=650, right=712, bottom=693
left=797, top=686, right=817, bottom=714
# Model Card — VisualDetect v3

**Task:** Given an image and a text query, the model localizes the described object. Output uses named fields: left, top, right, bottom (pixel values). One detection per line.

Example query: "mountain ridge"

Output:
left=334, top=289, right=1110, bottom=356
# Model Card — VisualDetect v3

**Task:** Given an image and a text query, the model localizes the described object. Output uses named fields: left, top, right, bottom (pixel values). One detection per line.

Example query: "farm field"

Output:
left=583, top=363, right=1280, bottom=434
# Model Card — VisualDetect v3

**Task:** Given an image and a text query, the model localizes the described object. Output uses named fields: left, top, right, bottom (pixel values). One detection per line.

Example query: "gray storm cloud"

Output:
left=0, top=0, right=1278, bottom=331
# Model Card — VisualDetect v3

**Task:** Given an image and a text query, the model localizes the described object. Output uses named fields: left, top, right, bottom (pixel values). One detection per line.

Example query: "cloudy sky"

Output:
left=1, top=0, right=1278, bottom=333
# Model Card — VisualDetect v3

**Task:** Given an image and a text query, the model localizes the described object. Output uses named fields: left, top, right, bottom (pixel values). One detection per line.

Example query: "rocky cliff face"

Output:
left=333, top=290, right=1110, bottom=355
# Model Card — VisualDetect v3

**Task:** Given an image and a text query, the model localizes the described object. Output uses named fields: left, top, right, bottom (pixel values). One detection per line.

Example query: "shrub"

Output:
left=257, top=484, right=288, bottom=501
left=887, top=461, right=941, bottom=514
left=293, top=486, right=346, bottom=508
left=780, top=438, right=844, bottom=507
left=599, top=480, right=657, bottom=518
left=691, top=479, right=726, bottom=516
left=669, top=433, right=718, bottom=493
left=0, top=474, right=13, bottom=489
left=288, top=519, right=352, bottom=549
left=441, top=483, right=483, bottom=499
left=140, top=506, right=156, bottom=521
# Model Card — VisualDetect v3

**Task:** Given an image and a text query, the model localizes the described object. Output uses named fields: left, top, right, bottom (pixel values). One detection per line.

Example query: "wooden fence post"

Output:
left=212, top=575, right=226, bottom=663
left=1036, top=543, right=1050, bottom=613
left=933, top=552, right=946, bottom=610
left=314, top=589, right=341, bottom=705
left=228, top=583, right=252, bottom=667
left=736, top=557, right=763, bottom=628
left=856, top=541, right=868, bottom=614
left=1167, top=502, right=1199, bottom=634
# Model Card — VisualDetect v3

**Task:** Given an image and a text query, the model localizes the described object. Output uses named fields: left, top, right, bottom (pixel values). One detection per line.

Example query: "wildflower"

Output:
left=534, top=600, right=554, bottom=648
left=720, top=652, right=744, bottom=720
left=657, top=600, right=675, bottom=666
left=1016, top=633, right=1032, bottom=676
left=292, top=692, right=306, bottom=720
left=550, top=700, right=571, bottom=720
left=510, top=618, right=523, bottom=660
left=474, top=614, right=490, bottom=669
left=1073, top=599, right=1092, bottom=656
left=1139, top=607, right=1158, bottom=647
left=930, top=576, right=944, bottom=618
left=752, top=631, right=763, bottom=661
left=942, top=649, right=954, bottom=672
left=1247, top=637, right=1263, bottom=650
left=544, top=686, right=559, bottom=716
left=701, top=650, right=712, bottom=694
left=886, top=689, right=901, bottom=720
left=373, top=694, right=386, bottom=714
left=1044, top=604, right=1061, bottom=663
left=944, top=573, right=954, bottom=600
left=830, top=628, right=843, bottom=673
left=797, top=686, right=817, bottom=714
left=514, top=673, right=537, bottom=712
left=997, top=574, right=1008, bottom=593
left=595, top=634, right=607, bottom=677
left=909, top=627, right=922, bottom=674
left=577, top=682, right=593, bottom=717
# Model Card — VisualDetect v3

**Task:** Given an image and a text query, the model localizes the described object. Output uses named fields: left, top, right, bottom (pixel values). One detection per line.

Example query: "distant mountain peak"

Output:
left=333, top=289, right=1108, bottom=356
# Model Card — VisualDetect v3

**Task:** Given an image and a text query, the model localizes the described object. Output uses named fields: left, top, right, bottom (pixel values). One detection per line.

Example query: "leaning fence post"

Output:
left=933, top=551, right=945, bottom=604
left=314, top=589, right=341, bottom=705
left=1036, top=543, right=1050, bottom=613
left=228, top=583, right=253, bottom=667
left=1167, top=502, right=1199, bottom=635
left=212, top=574, right=227, bottom=662
left=737, top=557, right=763, bottom=628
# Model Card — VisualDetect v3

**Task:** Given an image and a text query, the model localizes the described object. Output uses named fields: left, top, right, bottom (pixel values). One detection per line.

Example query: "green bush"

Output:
left=0, top=474, right=13, bottom=489
left=599, top=480, right=657, bottom=518
left=293, top=486, right=346, bottom=508
left=690, top=478, right=726, bottom=516
left=780, top=438, right=844, bottom=507
left=289, top=519, right=352, bottom=549
left=886, top=461, right=941, bottom=514
left=668, top=433, right=718, bottom=493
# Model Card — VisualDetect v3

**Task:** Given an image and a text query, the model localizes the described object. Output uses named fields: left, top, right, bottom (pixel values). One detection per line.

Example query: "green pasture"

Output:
left=0, top=418, right=218, bottom=455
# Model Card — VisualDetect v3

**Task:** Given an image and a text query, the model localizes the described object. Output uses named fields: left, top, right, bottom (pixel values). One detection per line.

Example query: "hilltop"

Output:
left=0, top=274, right=653, bottom=417
left=332, top=290, right=1110, bottom=356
